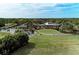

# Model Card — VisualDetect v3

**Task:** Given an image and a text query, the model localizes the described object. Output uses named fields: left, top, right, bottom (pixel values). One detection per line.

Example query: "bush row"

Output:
left=58, top=23, right=79, bottom=33
left=0, top=32, right=29, bottom=55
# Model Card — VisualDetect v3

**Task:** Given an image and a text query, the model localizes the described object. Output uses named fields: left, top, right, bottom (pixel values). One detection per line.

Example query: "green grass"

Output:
left=12, top=29, right=79, bottom=55
left=0, top=32, right=10, bottom=39
left=37, top=29, right=61, bottom=34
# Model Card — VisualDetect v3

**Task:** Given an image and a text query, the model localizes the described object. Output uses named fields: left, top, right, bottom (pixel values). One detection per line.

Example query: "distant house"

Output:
left=44, top=22, right=60, bottom=29
left=0, top=28, right=16, bottom=34
left=0, top=23, right=27, bottom=34
left=33, top=22, right=60, bottom=29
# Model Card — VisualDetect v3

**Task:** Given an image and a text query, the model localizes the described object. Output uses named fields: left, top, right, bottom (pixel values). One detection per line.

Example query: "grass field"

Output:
left=37, top=29, right=61, bottom=34
left=0, top=32, right=10, bottom=39
left=12, top=29, right=79, bottom=55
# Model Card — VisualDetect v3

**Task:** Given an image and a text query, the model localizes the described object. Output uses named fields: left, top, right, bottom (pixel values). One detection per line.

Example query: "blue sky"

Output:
left=0, top=3, right=79, bottom=18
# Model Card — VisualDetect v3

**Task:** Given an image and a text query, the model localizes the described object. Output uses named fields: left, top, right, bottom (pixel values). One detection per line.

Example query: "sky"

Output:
left=0, top=3, right=79, bottom=18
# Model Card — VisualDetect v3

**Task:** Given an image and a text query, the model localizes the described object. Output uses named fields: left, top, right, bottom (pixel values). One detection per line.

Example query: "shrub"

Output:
left=14, top=32, right=29, bottom=47
left=0, top=32, right=29, bottom=55
left=59, top=23, right=75, bottom=33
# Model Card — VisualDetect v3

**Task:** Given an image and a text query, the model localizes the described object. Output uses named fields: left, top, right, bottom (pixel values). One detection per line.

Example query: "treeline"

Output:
left=0, top=18, right=79, bottom=25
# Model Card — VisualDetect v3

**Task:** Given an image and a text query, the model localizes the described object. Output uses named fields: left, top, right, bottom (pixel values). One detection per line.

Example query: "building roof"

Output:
left=44, top=22, right=60, bottom=26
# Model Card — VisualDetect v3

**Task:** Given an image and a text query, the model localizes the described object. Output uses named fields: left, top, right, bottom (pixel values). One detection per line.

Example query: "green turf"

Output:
left=12, top=29, right=79, bottom=55
left=0, top=32, right=10, bottom=39
left=37, top=29, right=61, bottom=34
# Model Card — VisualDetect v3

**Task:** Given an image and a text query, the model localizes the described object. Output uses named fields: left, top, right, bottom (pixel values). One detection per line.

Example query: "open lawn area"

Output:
left=37, top=29, right=61, bottom=34
left=12, top=29, right=79, bottom=55
left=0, top=32, right=10, bottom=39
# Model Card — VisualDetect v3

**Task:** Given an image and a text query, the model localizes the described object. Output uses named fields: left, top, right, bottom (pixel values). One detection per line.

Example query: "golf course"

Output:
left=12, top=29, right=79, bottom=55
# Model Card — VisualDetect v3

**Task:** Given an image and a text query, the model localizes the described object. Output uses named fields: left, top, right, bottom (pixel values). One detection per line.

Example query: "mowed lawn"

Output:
left=12, top=29, right=79, bottom=55
left=37, top=29, right=61, bottom=34
left=0, top=32, right=10, bottom=39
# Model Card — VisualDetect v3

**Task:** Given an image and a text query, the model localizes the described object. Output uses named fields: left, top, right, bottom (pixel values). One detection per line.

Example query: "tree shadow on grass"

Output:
left=10, top=42, right=35, bottom=55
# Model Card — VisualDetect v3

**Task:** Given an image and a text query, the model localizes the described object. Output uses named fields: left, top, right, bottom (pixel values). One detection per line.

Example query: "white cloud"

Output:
left=0, top=0, right=79, bottom=3
left=0, top=3, right=57, bottom=18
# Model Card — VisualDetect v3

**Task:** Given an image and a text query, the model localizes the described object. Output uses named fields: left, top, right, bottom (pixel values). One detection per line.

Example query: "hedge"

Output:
left=0, top=32, right=29, bottom=55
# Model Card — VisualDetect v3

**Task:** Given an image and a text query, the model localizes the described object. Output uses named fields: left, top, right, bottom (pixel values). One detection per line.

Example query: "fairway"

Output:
left=12, top=29, right=79, bottom=55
